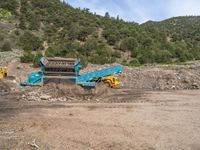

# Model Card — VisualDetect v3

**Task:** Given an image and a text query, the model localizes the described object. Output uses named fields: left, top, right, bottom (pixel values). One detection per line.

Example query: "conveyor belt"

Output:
left=77, top=65, right=122, bottom=85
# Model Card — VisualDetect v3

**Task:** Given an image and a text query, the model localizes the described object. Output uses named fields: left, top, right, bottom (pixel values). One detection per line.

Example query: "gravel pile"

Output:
left=20, top=83, right=103, bottom=102
left=82, top=63, right=200, bottom=90
left=124, top=65, right=200, bottom=90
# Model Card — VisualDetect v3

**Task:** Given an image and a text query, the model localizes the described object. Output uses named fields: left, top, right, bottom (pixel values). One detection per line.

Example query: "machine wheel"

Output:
left=105, top=82, right=111, bottom=88
left=4, top=73, right=7, bottom=78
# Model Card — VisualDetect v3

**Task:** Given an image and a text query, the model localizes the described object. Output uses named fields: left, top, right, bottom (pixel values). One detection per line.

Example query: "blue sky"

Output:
left=64, top=0, right=200, bottom=23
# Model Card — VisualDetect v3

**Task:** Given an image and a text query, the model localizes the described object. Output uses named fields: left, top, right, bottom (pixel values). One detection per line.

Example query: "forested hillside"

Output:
left=1, top=0, right=200, bottom=67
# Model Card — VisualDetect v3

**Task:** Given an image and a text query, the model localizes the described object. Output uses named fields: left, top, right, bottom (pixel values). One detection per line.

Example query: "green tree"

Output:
left=120, top=37, right=138, bottom=51
left=137, top=50, right=156, bottom=64
left=29, top=17, right=40, bottom=30
left=19, top=15, right=26, bottom=30
left=0, top=0, right=19, bottom=14
left=129, top=58, right=141, bottom=66
left=142, top=37, right=153, bottom=48
left=77, top=27, right=90, bottom=41
left=103, top=29, right=120, bottom=45
left=1, top=41, right=12, bottom=52
left=0, top=9, right=12, bottom=20
left=105, top=12, right=110, bottom=18
left=20, top=52, right=34, bottom=63
left=67, top=24, right=79, bottom=40
left=155, top=50, right=172, bottom=63
left=45, top=47, right=55, bottom=57
left=20, top=31, right=42, bottom=51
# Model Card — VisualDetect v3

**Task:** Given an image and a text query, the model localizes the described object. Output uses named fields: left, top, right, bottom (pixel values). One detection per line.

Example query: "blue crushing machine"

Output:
left=20, top=57, right=123, bottom=87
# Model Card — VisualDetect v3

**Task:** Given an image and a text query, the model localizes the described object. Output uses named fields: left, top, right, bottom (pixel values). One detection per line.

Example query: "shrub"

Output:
left=20, top=31, right=42, bottom=51
left=20, top=52, right=34, bottom=63
left=29, top=17, right=40, bottom=31
left=120, top=37, right=138, bottom=53
left=112, top=51, right=121, bottom=58
left=45, top=47, right=55, bottom=57
left=79, top=55, right=88, bottom=68
left=137, top=50, right=156, bottom=64
left=0, top=8, right=12, bottom=19
left=1, top=41, right=12, bottom=51
left=129, top=58, right=141, bottom=66
left=0, top=0, right=19, bottom=14
left=155, top=50, right=172, bottom=63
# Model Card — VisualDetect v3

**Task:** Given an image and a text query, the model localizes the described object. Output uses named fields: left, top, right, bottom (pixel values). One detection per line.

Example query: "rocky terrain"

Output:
left=1, top=57, right=200, bottom=149
left=1, top=58, right=200, bottom=103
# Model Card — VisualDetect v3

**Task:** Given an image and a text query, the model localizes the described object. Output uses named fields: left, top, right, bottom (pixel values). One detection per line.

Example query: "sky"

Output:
left=64, top=0, right=200, bottom=23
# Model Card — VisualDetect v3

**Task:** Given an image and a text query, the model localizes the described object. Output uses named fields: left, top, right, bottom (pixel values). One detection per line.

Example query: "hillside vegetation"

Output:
left=1, top=0, right=200, bottom=67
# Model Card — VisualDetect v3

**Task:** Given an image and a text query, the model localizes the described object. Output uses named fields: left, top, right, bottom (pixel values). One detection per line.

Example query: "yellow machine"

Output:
left=102, top=76, right=120, bottom=87
left=92, top=76, right=120, bottom=88
left=0, top=67, right=8, bottom=79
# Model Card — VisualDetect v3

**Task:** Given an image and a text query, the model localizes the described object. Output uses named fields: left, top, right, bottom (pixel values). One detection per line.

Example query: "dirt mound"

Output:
left=83, top=63, right=200, bottom=90
left=41, top=83, right=90, bottom=98
left=121, top=66, right=200, bottom=90
left=20, top=83, right=115, bottom=102
left=20, top=83, right=144, bottom=103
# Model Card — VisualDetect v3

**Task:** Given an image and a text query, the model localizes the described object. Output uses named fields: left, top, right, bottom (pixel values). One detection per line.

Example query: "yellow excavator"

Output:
left=92, top=76, right=120, bottom=88
left=0, top=67, right=8, bottom=79
left=102, top=76, right=120, bottom=87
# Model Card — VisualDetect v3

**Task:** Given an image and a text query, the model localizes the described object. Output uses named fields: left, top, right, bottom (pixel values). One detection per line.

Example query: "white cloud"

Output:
left=123, top=0, right=152, bottom=23
left=168, top=0, right=200, bottom=17
left=66, top=0, right=200, bottom=23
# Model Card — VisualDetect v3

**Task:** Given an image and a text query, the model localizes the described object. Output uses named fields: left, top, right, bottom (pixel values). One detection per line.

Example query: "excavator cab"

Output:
left=0, top=67, right=8, bottom=79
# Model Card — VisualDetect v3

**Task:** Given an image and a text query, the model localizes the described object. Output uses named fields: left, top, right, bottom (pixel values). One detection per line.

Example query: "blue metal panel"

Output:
left=40, top=57, right=45, bottom=72
left=74, top=58, right=82, bottom=76
left=20, top=71, right=43, bottom=86
left=77, top=65, right=123, bottom=84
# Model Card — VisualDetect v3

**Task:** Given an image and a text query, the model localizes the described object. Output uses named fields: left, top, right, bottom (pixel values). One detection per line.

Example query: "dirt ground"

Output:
left=0, top=89, right=200, bottom=150
left=1, top=58, right=200, bottom=149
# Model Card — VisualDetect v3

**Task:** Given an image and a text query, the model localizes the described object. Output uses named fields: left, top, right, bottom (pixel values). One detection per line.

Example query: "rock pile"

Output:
left=20, top=83, right=102, bottom=102
left=121, top=65, right=200, bottom=90
left=82, top=63, right=200, bottom=90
